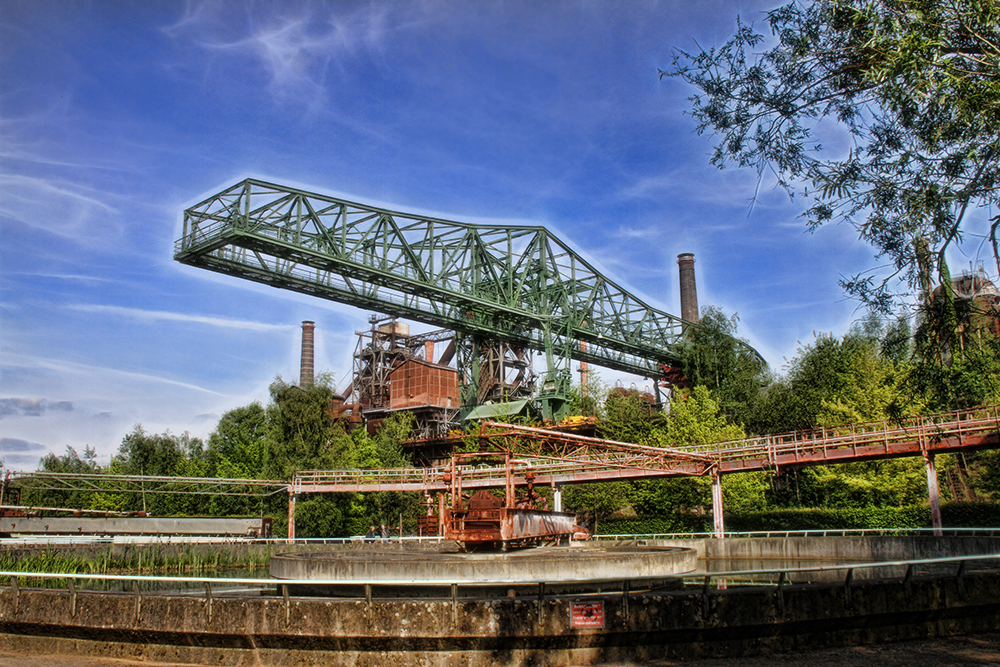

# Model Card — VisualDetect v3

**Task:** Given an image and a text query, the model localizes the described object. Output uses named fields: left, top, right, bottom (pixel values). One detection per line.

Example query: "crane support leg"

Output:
left=925, top=454, right=943, bottom=536
left=711, top=472, right=724, bottom=539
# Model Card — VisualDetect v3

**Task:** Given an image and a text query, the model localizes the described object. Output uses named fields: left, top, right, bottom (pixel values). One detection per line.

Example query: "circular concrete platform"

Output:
left=271, top=542, right=697, bottom=596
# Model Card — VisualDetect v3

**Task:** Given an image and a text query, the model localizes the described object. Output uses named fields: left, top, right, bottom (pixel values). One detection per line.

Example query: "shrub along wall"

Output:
left=597, top=501, right=1000, bottom=535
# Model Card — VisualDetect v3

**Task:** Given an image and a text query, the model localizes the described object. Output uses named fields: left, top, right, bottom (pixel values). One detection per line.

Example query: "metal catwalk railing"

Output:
left=6, top=405, right=998, bottom=496
left=294, top=404, right=1000, bottom=492
left=4, top=528, right=1000, bottom=547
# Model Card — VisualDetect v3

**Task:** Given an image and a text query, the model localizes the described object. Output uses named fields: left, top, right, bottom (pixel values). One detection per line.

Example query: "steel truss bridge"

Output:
left=292, top=405, right=1000, bottom=492
left=174, top=178, right=759, bottom=420
left=2, top=473, right=287, bottom=499
left=291, top=404, right=1000, bottom=537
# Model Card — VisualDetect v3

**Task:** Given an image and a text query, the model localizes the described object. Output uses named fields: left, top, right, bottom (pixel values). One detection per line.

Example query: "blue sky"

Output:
left=1, top=0, right=885, bottom=469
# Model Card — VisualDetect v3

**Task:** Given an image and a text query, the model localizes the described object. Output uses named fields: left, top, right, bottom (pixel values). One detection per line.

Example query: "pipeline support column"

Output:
left=925, top=453, right=943, bottom=536
left=711, top=471, right=724, bottom=538
left=288, top=490, right=298, bottom=543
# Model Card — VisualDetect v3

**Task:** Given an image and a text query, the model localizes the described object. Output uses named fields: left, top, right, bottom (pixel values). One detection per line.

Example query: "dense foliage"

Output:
left=662, top=0, right=1000, bottom=313
left=20, top=302, right=1000, bottom=536
left=22, top=375, right=423, bottom=538
left=563, top=302, right=999, bottom=531
left=13, top=0, right=1000, bottom=540
left=599, top=501, right=1000, bottom=535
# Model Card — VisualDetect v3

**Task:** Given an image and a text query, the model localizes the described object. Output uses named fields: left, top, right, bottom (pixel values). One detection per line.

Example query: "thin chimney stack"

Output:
left=300, top=321, right=315, bottom=387
left=677, top=253, right=699, bottom=324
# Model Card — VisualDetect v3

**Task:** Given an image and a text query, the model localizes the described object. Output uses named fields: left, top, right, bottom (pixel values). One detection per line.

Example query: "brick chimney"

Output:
left=300, top=321, right=315, bottom=387
left=677, top=253, right=699, bottom=324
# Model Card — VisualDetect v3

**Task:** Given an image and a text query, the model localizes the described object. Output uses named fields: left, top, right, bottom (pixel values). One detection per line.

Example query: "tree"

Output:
left=262, top=376, right=352, bottom=480
left=22, top=446, right=101, bottom=510
left=348, top=413, right=421, bottom=536
left=679, top=306, right=769, bottom=425
left=562, top=482, right=634, bottom=535
left=113, top=425, right=185, bottom=478
left=107, top=426, right=207, bottom=515
left=663, top=0, right=1000, bottom=313
left=755, top=317, right=917, bottom=433
left=206, top=402, right=269, bottom=516
left=597, top=388, right=663, bottom=444
left=632, top=386, right=746, bottom=518
left=208, top=402, right=268, bottom=481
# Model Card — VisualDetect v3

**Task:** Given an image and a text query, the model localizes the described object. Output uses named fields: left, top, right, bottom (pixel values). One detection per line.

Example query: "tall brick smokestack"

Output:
left=677, top=253, right=699, bottom=324
left=300, top=321, right=315, bottom=388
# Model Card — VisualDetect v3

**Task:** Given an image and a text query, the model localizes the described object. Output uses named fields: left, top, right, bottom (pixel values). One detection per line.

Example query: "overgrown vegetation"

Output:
left=0, top=542, right=275, bottom=576
left=17, top=299, right=1000, bottom=537
left=600, top=501, right=1000, bottom=536
left=21, top=374, right=424, bottom=539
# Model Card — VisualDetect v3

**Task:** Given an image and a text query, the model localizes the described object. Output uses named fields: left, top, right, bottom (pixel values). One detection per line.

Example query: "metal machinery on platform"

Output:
left=431, top=451, right=585, bottom=548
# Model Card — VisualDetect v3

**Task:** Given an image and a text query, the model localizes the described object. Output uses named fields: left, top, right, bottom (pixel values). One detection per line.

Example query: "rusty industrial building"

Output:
left=303, top=250, right=706, bottom=443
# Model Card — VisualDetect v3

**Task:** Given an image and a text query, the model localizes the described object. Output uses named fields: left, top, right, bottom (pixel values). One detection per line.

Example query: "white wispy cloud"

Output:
left=67, top=305, right=295, bottom=333
left=6, top=353, right=226, bottom=397
left=163, top=1, right=412, bottom=110
left=0, top=173, right=124, bottom=241
left=12, top=272, right=118, bottom=283
left=0, top=145, right=130, bottom=173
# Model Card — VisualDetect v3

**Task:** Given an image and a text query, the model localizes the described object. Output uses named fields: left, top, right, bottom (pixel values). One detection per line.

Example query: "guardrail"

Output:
left=1, top=553, right=998, bottom=595
left=594, top=527, right=1000, bottom=539
left=5, top=529, right=1000, bottom=547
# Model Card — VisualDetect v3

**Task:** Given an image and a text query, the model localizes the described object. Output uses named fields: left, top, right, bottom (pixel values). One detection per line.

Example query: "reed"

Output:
left=0, top=542, right=278, bottom=581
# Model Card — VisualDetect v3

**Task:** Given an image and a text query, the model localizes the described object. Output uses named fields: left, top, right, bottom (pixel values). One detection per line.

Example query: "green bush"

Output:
left=596, top=514, right=711, bottom=535
left=941, top=501, right=1000, bottom=527
left=596, top=501, right=1000, bottom=535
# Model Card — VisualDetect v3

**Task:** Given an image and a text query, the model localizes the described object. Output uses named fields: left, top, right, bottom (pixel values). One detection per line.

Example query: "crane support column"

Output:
left=711, top=471, right=724, bottom=538
left=924, top=453, right=943, bottom=536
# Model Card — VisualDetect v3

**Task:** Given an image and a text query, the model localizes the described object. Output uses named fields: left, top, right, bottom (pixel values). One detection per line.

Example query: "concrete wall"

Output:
left=651, top=535, right=1000, bottom=561
left=0, top=570, right=998, bottom=665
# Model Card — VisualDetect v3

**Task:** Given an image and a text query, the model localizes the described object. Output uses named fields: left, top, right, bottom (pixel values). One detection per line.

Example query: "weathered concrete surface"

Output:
left=0, top=517, right=268, bottom=537
left=0, top=571, right=998, bottom=665
left=271, top=543, right=697, bottom=584
left=654, top=535, right=1000, bottom=561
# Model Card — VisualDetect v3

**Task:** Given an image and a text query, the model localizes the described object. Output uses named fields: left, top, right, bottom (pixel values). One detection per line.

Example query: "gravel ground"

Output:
left=0, top=634, right=998, bottom=666
left=621, top=633, right=1000, bottom=666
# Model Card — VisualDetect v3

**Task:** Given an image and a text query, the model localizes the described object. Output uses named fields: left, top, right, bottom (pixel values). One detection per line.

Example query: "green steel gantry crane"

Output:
left=174, top=178, right=715, bottom=421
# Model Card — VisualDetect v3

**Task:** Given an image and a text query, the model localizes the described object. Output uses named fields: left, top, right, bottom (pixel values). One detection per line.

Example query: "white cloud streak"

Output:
left=6, top=353, right=226, bottom=397
left=67, top=305, right=295, bottom=333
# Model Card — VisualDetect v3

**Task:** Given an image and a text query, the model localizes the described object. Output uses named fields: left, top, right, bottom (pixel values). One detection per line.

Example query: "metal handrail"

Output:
left=292, top=404, right=1000, bottom=490
left=594, top=527, right=1000, bottom=539
left=1, top=553, right=997, bottom=590
left=4, top=529, right=998, bottom=547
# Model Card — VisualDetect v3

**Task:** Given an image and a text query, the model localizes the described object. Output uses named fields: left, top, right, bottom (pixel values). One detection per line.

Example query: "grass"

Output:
left=0, top=542, right=278, bottom=580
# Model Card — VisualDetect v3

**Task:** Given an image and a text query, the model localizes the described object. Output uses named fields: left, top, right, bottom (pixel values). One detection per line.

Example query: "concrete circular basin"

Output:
left=271, top=542, right=697, bottom=595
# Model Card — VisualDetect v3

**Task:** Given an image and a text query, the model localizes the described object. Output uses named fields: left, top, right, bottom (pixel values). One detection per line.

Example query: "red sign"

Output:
left=571, top=601, right=604, bottom=629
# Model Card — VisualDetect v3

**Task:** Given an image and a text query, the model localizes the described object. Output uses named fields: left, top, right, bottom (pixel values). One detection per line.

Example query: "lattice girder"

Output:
left=176, top=179, right=760, bottom=418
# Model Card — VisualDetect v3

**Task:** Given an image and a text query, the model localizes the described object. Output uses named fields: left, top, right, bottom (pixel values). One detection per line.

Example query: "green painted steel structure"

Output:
left=174, top=179, right=707, bottom=420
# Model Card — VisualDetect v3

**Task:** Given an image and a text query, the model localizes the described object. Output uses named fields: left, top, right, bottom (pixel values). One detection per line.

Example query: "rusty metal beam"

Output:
left=293, top=404, right=1000, bottom=493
